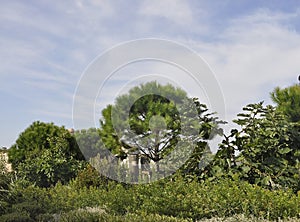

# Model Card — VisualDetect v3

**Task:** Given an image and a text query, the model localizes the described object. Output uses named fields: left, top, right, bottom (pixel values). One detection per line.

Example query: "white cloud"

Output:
left=188, top=8, right=300, bottom=123
left=2, top=0, right=300, bottom=149
left=139, top=0, right=195, bottom=26
left=70, top=7, right=300, bottom=135
left=230, top=8, right=300, bottom=26
left=0, top=0, right=118, bottom=105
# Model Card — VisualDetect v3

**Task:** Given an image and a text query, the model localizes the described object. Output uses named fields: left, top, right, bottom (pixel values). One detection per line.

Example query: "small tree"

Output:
left=213, top=102, right=300, bottom=190
left=8, top=121, right=86, bottom=187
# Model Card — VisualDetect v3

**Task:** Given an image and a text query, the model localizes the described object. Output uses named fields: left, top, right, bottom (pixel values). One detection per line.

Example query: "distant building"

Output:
left=120, top=147, right=155, bottom=182
left=68, top=128, right=75, bottom=134
left=0, top=147, right=12, bottom=172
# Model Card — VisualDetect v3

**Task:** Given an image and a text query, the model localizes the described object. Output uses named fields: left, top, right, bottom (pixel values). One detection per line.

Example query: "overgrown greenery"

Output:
left=2, top=82, right=300, bottom=221
left=1, top=173, right=300, bottom=221
left=8, top=121, right=86, bottom=187
left=202, top=102, right=300, bottom=191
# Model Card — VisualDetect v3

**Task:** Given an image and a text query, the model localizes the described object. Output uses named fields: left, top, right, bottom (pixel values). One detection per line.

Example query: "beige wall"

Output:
left=0, top=152, right=12, bottom=172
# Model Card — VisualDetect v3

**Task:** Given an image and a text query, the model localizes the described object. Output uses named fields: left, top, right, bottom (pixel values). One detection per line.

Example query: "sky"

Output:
left=1, top=0, right=300, bottom=150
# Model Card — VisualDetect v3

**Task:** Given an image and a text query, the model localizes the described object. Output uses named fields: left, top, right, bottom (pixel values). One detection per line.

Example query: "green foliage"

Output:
left=271, top=84, right=300, bottom=122
left=131, top=177, right=300, bottom=220
left=72, top=164, right=110, bottom=189
left=0, top=212, right=34, bottom=222
left=0, top=149, right=21, bottom=216
left=59, top=210, right=192, bottom=222
left=211, top=102, right=300, bottom=190
left=59, top=209, right=103, bottom=222
left=2, top=175, right=300, bottom=221
left=11, top=201, right=46, bottom=220
left=99, top=105, right=125, bottom=158
left=0, top=154, right=11, bottom=214
left=8, top=121, right=86, bottom=187
left=16, top=133, right=86, bottom=187
left=99, top=81, right=223, bottom=175
left=99, top=82, right=187, bottom=162
left=75, top=128, right=104, bottom=160
left=4, top=82, right=300, bottom=221
left=9, top=121, right=83, bottom=168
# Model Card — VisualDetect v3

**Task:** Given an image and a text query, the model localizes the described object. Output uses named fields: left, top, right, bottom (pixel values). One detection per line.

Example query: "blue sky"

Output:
left=1, top=0, right=300, bottom=149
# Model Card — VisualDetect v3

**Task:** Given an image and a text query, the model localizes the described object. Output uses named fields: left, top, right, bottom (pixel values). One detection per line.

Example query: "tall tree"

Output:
left=271, top=84, right=300, bottom=122
left=99, top=105, right=126, bottom=159
left=99, top=81, right=222, bottom=174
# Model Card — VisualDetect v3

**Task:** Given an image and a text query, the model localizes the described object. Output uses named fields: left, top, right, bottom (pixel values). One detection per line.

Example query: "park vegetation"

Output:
left=1, top=81, right=300, bottom=221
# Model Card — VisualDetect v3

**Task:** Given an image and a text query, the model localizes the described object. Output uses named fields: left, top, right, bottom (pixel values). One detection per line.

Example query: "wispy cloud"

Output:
left=191, top=8, right=300, bottom=121
left=139, top=0, right=194, bottom=26
left=1, top=0, right=300, bottom=148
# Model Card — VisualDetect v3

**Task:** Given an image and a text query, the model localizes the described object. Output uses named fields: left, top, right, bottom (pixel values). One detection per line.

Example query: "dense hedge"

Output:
left=1, top=175, right=300, bottom=221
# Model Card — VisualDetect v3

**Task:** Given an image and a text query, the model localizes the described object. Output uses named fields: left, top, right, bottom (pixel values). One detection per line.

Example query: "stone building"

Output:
left=120, top=148, right=155, bottom=182
left=0, top=147, right=12, bottom=172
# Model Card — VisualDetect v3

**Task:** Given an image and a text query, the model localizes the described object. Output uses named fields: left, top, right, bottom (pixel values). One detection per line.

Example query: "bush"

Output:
left=2, top=175, right=300, bottom=221
left=58, top=210, right=192, bottom=222
left=128, top=176, right=300, bottom=220
left=59, top=210, right=102, bottom=222
left=212, top=103, right=300, bottom=191
left=12, top=201, right=46, bottom=220
left=0, top=211, right=34, bottom=222
left=72, top=164, right=110, bottom=189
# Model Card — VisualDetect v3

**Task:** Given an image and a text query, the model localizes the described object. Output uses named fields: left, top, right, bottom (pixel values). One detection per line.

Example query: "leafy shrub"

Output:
left=127, top=176, right=300, bottom=220
left=35, top=213, right=56, bottom=222
left=2, top=175, right=300, bottom=221
left=9, top=121, right=86, bottom=188
left=72, top=164, right=110, bottom=189
left=12, top=201, right=46, bottom=220
left=210, top=103, right=300, bottom=191
left=59, top=210, right=102, bottom=222
left=0, top=211, right=34, bottom=222
left=59, top=210, right=192, bottom=222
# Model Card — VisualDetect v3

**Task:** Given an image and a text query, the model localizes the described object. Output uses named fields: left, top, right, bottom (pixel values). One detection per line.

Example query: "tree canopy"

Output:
left=206, top=102, right=300, bottom=190
left=271, top=84, right=300, bottom=122
left=99, top=81, right=223, bottom=174
left=8, top=121, right=85, bottom=187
